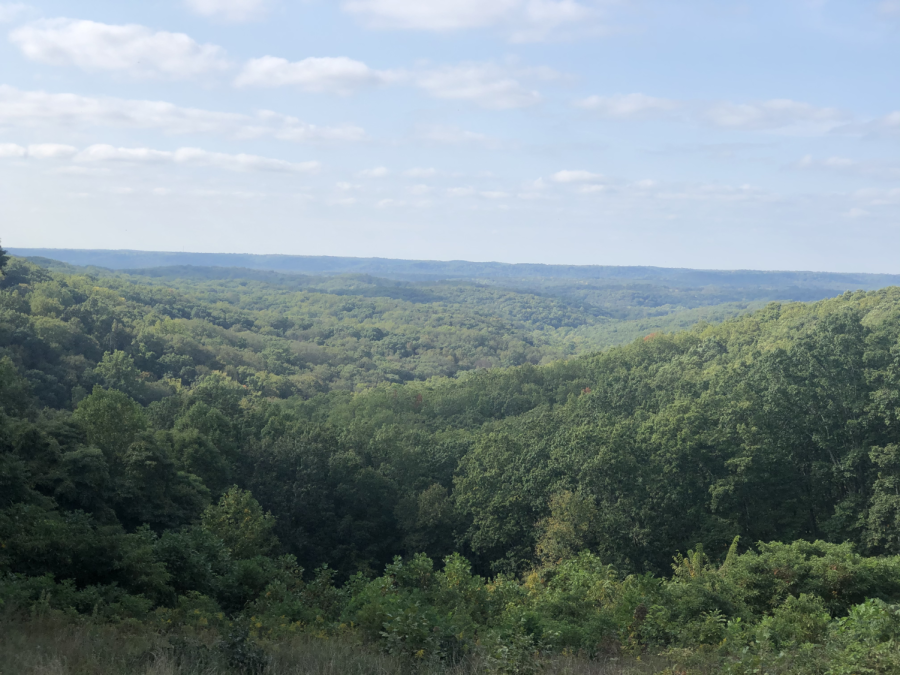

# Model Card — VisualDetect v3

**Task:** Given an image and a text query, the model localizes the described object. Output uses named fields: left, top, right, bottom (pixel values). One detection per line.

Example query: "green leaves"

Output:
left=201, top=487, right=278, bottom=561
left=73, top=386, right=147, bottom=458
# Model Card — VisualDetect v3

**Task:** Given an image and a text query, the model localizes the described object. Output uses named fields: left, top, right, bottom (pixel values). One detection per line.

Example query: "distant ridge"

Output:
left=10, top=248, right=900, bottom=290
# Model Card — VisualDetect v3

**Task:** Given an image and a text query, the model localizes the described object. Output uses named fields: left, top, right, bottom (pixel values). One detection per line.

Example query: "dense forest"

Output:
left=3, top=247, right=900, bottom=674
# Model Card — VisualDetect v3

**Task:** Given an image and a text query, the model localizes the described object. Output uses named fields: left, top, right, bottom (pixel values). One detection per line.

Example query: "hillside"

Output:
left=3, top=255, right=781, bottom=407
left=3, top=252, right=900, bottom=673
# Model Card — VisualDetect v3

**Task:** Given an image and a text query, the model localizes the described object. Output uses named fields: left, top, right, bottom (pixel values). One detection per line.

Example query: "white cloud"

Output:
left=865, top=111, right=900, bottom=136
left=330, top=197, right=357, bottom=206
left=186, top=0, right=269, bottom=22
left=0, top=143, right=25, bottom=157
left=344, top=0, right=518, bottom=30
left=74, top=144, right=320, bottom=173
left=404, top=167, right=437, bottom=177
left=1, top=141, right=319, bottom=173
left=417, top=125, right=497, bottom=145
left=644, top=182, right=766, bottom=204
left=53, top=165, right=108, bottom=176
left=254, top=110, right=366, bottom=142
left=75, top=145, right=172, bottom=163
left=0, top=2, right=27, bottom=23
left=0, top=142, right=77, bottom=158
left=27, top=143, right=78, bottom=158
left=447, top=186, right=476, bottom=196
left=235, top=56, right=554, bottom=108
left=575, top=93, right=855, bottom=134
left=0, top=86, right=365, bottom=142
left=832, top=111, right=900, bottom=138
left=359, top=166, right=389, bottom=177
left=342, top=0, right=603, bottom=41
left=235, top=56, right=394, bottom=93
left=551, top=169, right=603, bottom=183
left=796, top=155, right=900, bottom=180
left=797, top=155, right=855, bottom=170
left=703, top=99, right=847, bottom=132
left=414, top=63, right=541, bottom=108
left=853, top=187, right=900, bottom=206
left=576, top=93, right=679, bottom=118
left=879, top=1, right=900, bottom=16
left=513, top=0, right=596, bottom=41
left=10, top=19, right=231, bottom=79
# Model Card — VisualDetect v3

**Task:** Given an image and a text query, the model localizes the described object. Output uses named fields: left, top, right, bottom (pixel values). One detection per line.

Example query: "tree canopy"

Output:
left=4, top=255, right=900, bottom=672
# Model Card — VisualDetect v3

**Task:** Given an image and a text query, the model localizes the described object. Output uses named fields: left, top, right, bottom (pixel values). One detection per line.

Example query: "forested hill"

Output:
left=5, top=250, right=900, bottom=671
left=3, top=250, right=900, bottom=576
left=12, top=247, right=900, bottom=288
left=16, top=251, right=900, bottom=363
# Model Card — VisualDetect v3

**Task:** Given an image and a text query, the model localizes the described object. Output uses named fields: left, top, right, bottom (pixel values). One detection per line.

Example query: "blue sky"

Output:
left=1, top=0, right=898, bottom=272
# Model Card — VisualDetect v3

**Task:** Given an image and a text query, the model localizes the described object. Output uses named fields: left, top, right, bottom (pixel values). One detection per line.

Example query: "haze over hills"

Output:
left=12, top=248, right=900, bottom=289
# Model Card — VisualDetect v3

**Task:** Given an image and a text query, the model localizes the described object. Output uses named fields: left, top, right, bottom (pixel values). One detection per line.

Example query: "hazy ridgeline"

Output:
left=3, top=250, right=900, bottom=674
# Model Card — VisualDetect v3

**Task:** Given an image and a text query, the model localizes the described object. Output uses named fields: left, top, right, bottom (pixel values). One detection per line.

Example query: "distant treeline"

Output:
left=12, top=247, right=900, bottom=288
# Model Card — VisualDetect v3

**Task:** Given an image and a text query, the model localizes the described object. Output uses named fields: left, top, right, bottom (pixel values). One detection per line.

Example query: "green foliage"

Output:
left=0, top=505, right=170, bottom=599
left=757, top=594, right=832, bottom=647
left=94, top=350, right=146, bottom=399
left=721, top=540, right=900, bottom=616
left=344, top=553, right=490, bottom=663
left=202, top=487, right=279, bottom=560
left=535, top=490, right=600, bottom=566
left=0, top=355, right=33, bottom=416
left=827, top=599, right=900, bottom=674
left=4, top=255, right=900, bottom=671
left=867, top=444, right=900, bottom=553
left=73, top=386, right=147, bottom=457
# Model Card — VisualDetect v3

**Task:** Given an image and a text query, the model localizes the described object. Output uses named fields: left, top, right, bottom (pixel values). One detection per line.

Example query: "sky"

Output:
left=0, top=0, right=898, bottom=272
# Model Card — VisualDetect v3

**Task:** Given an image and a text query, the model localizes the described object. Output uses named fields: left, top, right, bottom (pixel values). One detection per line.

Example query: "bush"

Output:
left=756, top=594, right=831, bottom=648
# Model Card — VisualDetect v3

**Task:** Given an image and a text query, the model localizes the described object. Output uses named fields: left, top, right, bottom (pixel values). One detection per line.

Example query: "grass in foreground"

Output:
left=0, top=618, right=668, bottom=675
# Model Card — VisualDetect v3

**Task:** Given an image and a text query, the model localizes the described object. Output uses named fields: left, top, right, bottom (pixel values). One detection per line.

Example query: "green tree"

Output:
left=0, top=356, right=33, bottom=416
left=94, top=350, right=142, bottom=396
left=172, top=429, right=231, bottom=496
left=201, top=486, right=278, bottom=559
left=535, top=490, right=600, bottom=566
left=72, top=386, right=147, bottom=458
left=867, top=445, right=900, bottom=554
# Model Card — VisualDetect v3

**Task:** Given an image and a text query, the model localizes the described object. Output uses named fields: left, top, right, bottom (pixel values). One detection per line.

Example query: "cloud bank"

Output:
left=185, top=0, right=269, bottom=22
left=10, top=19, right=231, bottom=79
left=235, top=56, right=394, bottom=93
left=576, top=92, right=853, bottom=133
left=0, top=86, right=365, bottom=142
left=0, top=141, right=320, bottom=173
left=236, top=57, right=550, bottom=109
left=342, top=0, right=605, bottom=41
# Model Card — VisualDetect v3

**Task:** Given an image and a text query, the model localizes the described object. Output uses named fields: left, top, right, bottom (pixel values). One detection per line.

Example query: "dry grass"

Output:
left=0, top=619, right=668, bottom=675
